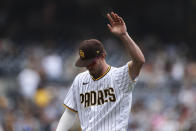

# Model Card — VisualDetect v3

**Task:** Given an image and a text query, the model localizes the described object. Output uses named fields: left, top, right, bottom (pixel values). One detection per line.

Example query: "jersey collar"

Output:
left=91, top=66, right=111, bottom=81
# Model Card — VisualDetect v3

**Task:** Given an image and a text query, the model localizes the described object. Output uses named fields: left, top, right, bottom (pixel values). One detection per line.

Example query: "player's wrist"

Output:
left=118, top=32, right=129, bottom=39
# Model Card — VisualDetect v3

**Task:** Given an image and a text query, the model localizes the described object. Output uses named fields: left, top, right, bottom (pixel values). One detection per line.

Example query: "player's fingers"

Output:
left=114, top=13, right=119, bottom=20
left=107, top=13, right=114, bottom=25
left=111, top=12, right=117, bottom=21
left=114, top=13, right=122, bottom=23
left=107, top=24, right=112, bottom=31
left=116, top=14, right=121, bottom=19
left=119, top=17, right=125, bottom=24
left=115, top=14, right=122, bottom=22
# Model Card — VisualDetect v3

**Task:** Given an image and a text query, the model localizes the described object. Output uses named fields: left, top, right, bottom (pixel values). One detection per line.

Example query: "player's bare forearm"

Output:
left=119, top=32, right=145, bottom=64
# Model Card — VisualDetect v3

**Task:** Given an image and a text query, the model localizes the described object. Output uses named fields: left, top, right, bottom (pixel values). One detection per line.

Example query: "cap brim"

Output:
left=75, top=57, right=95, bottom=67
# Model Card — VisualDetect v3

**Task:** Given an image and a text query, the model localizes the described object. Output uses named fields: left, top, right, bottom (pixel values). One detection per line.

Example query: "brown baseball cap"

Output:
left=75, top=39, right=106, bottom=67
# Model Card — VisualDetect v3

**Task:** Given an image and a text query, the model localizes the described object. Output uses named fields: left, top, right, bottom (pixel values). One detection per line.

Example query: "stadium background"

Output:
left=0, top=0, right=196, bottom=130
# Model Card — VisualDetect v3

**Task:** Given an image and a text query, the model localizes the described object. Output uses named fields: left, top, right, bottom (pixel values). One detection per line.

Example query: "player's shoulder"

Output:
left=110, top=63, right=129, bottom=72
left=108, top=66, right=121, bottom=76
left=74, top=70, right=89, bottom=82
left=110, top=66, right=117, bottom=72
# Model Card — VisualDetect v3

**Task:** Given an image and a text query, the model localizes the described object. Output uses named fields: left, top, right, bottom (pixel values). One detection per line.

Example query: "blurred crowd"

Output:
left=0, top=35, right=195, bottom=131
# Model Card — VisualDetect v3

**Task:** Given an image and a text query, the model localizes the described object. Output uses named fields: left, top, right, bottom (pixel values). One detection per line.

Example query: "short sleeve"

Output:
left=63, top=80, right=78, bottom=113
left=113, top=62, right=138, bottom=91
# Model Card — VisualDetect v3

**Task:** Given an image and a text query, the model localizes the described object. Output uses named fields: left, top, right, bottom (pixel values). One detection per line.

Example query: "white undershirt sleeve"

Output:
left=56, top=108, right=77, bottom=131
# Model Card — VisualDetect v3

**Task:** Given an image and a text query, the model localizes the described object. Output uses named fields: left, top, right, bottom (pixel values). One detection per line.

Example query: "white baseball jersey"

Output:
left=64, top=63, right=137, bottom=131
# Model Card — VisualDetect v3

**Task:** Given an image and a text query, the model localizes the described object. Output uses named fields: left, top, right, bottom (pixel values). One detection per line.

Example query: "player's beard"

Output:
left=87, top=63, right=103, bottom=79
left=90, top=68, right=102, bottom=79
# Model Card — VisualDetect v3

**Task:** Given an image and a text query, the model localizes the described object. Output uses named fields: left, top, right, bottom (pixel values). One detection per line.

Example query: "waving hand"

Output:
left=107, top=12, right=127, bottom=36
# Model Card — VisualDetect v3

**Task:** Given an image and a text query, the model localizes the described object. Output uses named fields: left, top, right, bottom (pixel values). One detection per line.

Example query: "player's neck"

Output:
left=92, top=62, right=109, bottom=79
left=101, top=62, right=110, bottom=75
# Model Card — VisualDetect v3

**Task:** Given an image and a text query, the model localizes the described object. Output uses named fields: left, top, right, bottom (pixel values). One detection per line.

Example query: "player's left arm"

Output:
left=107, top=12, right=145, bottom=81
left=56, top=108, right=77, bottom=131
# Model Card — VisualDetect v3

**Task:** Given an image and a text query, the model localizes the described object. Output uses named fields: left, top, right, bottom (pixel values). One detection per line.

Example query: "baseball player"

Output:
left=56, top=12, right=145, bottom=131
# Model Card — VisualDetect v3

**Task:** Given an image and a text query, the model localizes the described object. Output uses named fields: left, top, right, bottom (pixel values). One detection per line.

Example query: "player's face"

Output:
left=86, top=58, right=102, bottom=77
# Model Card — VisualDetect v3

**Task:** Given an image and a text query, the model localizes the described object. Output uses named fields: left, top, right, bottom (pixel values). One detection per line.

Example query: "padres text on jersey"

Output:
left=80, top=87, right=116, bottom=107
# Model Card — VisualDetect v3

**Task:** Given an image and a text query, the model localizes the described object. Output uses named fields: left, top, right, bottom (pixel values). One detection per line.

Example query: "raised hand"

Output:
left=107, top=12, right=127, bottom=36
